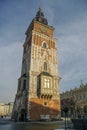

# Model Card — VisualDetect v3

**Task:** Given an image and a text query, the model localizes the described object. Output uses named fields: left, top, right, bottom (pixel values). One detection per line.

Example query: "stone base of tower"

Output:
left=28, top=98, right=60, bottom=120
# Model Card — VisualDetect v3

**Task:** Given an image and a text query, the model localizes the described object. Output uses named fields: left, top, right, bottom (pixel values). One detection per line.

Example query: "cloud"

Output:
left=0, top=42, right=23, bottom=103
left=57, top=13, right=87, bottom=92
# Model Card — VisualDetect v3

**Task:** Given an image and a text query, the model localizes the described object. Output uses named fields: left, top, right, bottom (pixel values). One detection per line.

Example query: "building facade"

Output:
left=12, top=8, right=61, bottom=121
left=0, top=102, right=13, bottom=117
left=60, top=82, right=87, bottom=117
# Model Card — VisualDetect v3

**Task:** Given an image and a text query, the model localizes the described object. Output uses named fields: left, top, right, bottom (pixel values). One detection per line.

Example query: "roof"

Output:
left=39, top=71, right=52, bottom=77
left=33, top=7, right=48, bottom=25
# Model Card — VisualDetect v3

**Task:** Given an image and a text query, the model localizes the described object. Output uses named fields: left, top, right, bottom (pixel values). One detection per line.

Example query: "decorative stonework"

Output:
left=12, top=8, right=61, bottom=121
left=60, top=82, right=87, bottom=116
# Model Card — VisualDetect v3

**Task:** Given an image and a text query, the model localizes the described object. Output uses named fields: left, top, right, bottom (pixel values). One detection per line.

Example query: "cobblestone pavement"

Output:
left=0, top=118, right=75, bottom=130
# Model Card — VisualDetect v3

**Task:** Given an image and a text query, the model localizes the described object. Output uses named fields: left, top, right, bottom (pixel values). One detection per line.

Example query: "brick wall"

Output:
left=29, top=98, right=60, bottom=120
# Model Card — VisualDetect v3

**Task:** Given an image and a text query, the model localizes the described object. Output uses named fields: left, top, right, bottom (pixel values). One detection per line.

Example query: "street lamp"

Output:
left=63, top=107, right=69, bottom=130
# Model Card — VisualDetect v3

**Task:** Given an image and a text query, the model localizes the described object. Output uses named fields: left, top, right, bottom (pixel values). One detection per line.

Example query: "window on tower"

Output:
left=22, top=79, right=26, bottom=91
left=44, top=62, right=47, bottom=71
left=43, top=42, right=47, bottom=48
left=44, top=78, right=50, bottom=88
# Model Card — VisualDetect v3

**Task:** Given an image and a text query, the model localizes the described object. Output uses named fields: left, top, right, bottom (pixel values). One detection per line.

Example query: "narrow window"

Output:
left=44, top=62, right=47, bottom=71
left=43, top=42, right=47, bottom=48
left=22, top=79, right=26, bottom=91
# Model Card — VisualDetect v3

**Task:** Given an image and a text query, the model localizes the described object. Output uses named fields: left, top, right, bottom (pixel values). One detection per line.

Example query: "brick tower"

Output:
left=12, top=8, right=61, bottom=121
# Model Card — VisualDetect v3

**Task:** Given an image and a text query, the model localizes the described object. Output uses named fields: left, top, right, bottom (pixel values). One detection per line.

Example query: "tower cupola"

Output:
left=34, top=7, right=48, bottom=25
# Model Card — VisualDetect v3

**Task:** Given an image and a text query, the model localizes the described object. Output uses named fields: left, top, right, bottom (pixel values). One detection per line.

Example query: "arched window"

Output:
left=44, top=62, right=47, bottom=71
left=43, top=42, right=47, bottom=48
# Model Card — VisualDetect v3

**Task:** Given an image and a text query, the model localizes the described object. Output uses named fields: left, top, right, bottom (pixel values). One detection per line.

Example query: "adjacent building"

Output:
left=0, top=102, right=13, bottom=117
left=60, top=82, right=87, bottom=116
left=12, top=8, right=61, bottom=121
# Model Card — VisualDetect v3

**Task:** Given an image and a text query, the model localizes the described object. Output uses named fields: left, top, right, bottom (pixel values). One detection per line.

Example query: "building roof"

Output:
left=39, top=71, right=52, bottom=77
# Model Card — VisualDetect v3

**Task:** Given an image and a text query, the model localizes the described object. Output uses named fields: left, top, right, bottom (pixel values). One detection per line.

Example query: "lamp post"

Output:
left=63, top=107, right=69, bottom=130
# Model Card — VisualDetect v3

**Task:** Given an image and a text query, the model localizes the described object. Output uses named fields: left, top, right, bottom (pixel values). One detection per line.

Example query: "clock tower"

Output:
left=12, top=8, right=61, bottom=121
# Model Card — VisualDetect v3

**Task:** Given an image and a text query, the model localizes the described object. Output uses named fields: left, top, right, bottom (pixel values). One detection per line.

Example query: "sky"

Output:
left=0, top=0, right=87, bottom=103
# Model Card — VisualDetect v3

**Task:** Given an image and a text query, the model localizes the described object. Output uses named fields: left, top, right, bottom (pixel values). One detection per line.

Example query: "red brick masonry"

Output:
left=29, top=98, right=60, bottom=120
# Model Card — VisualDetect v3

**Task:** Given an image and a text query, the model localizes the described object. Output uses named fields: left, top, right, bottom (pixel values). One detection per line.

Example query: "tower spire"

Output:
left=34, top=7, right=48, bottom=25
left=38, top=7, right=42, bottom=17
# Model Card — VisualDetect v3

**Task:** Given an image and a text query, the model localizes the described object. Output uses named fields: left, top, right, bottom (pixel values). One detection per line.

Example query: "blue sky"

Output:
left=0, top=0, right=87, bottom=103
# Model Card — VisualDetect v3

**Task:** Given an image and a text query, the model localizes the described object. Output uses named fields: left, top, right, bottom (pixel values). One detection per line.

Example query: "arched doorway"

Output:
left=20, top=109, right=26, bottom=121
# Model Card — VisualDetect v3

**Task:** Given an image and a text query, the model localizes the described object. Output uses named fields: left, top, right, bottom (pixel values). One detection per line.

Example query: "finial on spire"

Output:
left=38, top=7, right=42, bottom=17
left=39, top=7, right=41, bottom=12
left=36, top=7, right=44, bottom=17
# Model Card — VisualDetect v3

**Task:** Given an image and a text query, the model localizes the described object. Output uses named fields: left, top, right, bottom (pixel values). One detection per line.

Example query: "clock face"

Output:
left=40, top=26, right=47, bottom=33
